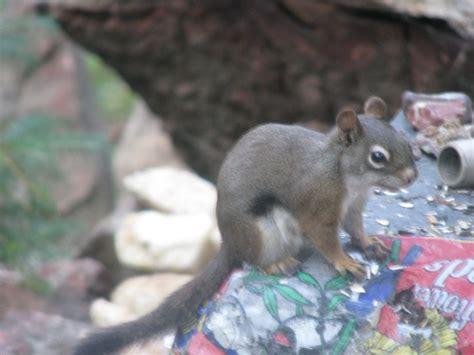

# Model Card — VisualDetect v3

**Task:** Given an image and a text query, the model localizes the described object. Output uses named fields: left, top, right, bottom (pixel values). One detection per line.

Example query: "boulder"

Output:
left=0, top=311, right=93, bottom=355
left=123, top=167, right=217, bottom=215
left=90, top=298, right=135, bottom=326
left=0, top=265, right=45, bottom=318
left=38, top=258, right=103, bottom=320
left=90, top=273, right=192, bottom=326
left=48, top=1, right=474, bottom=180
left=330, top=0, right=474, bottom=39
left=113, top=101, right=186, bottom=184
left=115, top=211, right=218, bottom=272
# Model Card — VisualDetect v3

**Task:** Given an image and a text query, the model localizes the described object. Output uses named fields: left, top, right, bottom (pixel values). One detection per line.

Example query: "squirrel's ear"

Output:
left=336, top=109, right=361, bottom=145
left=364, top=96, right=388, bottom=121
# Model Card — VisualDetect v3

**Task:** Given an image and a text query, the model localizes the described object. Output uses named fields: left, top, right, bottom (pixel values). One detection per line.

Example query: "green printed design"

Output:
left=332, top=319, right=356, bottom=355
left=244, top=282, right=263, bottom=295
left=296, top=271, right=323, bottom=291
left=390, top=239, right=401, bottom=262
left=327, top=294, right=348, bottom=312
left=263, top=286, right=279, bottom=321
left=324, top=274, right=352, bottom=290
left=244, top=268, right=282, bottom=283
left=273, top=284, right=312, bottom=305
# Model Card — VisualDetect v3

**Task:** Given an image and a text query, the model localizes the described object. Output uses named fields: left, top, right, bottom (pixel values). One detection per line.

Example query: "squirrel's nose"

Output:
left=400, top=167, right=418, bottom=185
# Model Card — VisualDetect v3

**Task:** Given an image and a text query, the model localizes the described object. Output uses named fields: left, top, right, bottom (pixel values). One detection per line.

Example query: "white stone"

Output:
left=90, top=298, right=134, bottom=327
left=123, top=167, right=217, bottom=215
left=115, top=211, right=218, bottom=272
left=111, top=273, right=193, bottom=318
left=90, top=273, right=192, bottom=328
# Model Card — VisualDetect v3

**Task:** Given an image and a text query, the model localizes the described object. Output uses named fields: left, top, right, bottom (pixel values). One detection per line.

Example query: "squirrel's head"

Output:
left=334, top=96, right=418, bottom=191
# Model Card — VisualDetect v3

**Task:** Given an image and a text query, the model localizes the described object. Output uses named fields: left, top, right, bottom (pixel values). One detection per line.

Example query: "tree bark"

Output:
left=42, top=0, right=474, bottom=180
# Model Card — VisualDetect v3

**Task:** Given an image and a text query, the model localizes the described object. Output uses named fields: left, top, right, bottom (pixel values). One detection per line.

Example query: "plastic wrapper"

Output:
left=402, top=91, right=472, bottom=131
left=172, top=236, right=474, bottom=354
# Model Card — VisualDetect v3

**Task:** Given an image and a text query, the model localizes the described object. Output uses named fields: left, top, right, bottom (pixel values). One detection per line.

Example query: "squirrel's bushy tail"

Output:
left=74, top=248, right=234, bottom=355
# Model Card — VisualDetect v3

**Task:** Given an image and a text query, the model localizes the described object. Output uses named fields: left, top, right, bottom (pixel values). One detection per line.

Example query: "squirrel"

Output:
left=74, top=96, right=418, bottom=354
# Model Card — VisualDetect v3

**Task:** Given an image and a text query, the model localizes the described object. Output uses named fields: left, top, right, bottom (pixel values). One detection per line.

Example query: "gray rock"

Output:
left=0, top=311, right=93, bottom=355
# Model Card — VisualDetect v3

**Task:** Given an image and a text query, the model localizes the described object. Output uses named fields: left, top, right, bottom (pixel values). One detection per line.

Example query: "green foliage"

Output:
left=0, top=8, right=114, bottom=268
left=85, top=54, right=136, bottom=122
left=0, top=13, right=57, bottom=68
left=0, top=115, right=106, bottom=266
left=21, top=272, right=52, bottom=296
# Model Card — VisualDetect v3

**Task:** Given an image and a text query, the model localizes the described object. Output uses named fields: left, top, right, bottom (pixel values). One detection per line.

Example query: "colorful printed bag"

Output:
left=172, top=236, right=474, bottom=354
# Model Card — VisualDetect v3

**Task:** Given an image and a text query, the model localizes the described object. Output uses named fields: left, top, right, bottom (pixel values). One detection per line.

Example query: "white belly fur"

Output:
left=341, top=174, right=371, bottom=219
left=256, top=206, right=305, bottom=267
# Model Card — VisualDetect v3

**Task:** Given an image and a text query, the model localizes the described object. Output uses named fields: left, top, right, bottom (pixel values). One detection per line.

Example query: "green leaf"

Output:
left=273, top=284, right=312, bottom=305
left=390, top=239, right=401, bottom=262
left=327, top=294, right=348, bottom=312
left=325, top=275, right=352, bottom=290
left=263, top=286, right=279, bottom=321
left=296, top=271, right=322, bottom=290
left=244, top=270, right=268, bottom=283
left=332, top=319, right=356, bottom=355
left=296, top=304, right=304, bottom=316
left=244, top=268, right=281, bottom=283
left=244, top=282, right=263, bottom=295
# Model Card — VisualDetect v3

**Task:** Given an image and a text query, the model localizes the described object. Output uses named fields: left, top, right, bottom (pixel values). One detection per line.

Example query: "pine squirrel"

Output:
left=75, top=96, right=417, bottom=354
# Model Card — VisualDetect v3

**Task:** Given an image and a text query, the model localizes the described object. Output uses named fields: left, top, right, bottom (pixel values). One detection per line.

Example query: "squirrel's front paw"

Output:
left=361, top=236, right=390, bottom=260
left=264, top=256, right=301, bottom=276
left=353, top=235, right=389, bottom=260
left=334, top=256, right=366, bottom=280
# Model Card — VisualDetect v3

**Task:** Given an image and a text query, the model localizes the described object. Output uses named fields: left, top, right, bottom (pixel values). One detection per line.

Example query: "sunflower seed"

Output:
left=427, top=215, right=439, bottom=225
left=376, top=219, right=390, bottom=226
left=388, top=264, right=405, bottom=271
left=370, top=263, right=379, bottom=276
left=457, top=220, right=471, bottom=230
left=350, top=283, right=366, bottom=294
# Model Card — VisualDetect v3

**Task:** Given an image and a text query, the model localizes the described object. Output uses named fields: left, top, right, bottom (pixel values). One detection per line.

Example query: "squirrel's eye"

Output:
left=371, top=151, right=386, bottom=163
left=368, top=145, right=390, bottom=169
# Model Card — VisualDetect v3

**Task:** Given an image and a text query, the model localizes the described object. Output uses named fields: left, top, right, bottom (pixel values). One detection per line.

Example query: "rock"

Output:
left=90, top=298, right=135, bottom=327
left=0, top=266, right=46, bottom=318
left=90, top=273, right=192, bottom=326
left=2, top=6, right=114, bottom=260
left=123, top=167, right=217, bottom=215
left=48, top=1, right=474, bottom=181
left=16, top=38, right=103, bottom=216
left=113, top=100, right=186, bottom=183
left=112, top=273, right=193, bottom=318
left=37, top=258, right=103, bottom=320
left=17, top=42, right=80, bottom=120
left=115, top=211, right=218, bottom=272
left=38, top=258, right=103, bottom=293
left=0, top=264, right=23, bottom=284
left=89, top=273, right=190, bottom=355
left=402, top=91, right=472, bottom=130
left=0, top=311, right=93, bottom=355
left=122, top=339, right=170, bottom=355
left=0, top=3, right=60, bottom=119
left=78, top=194, right=140, bottom=297
left=330, top=0, right=474, bottom=39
